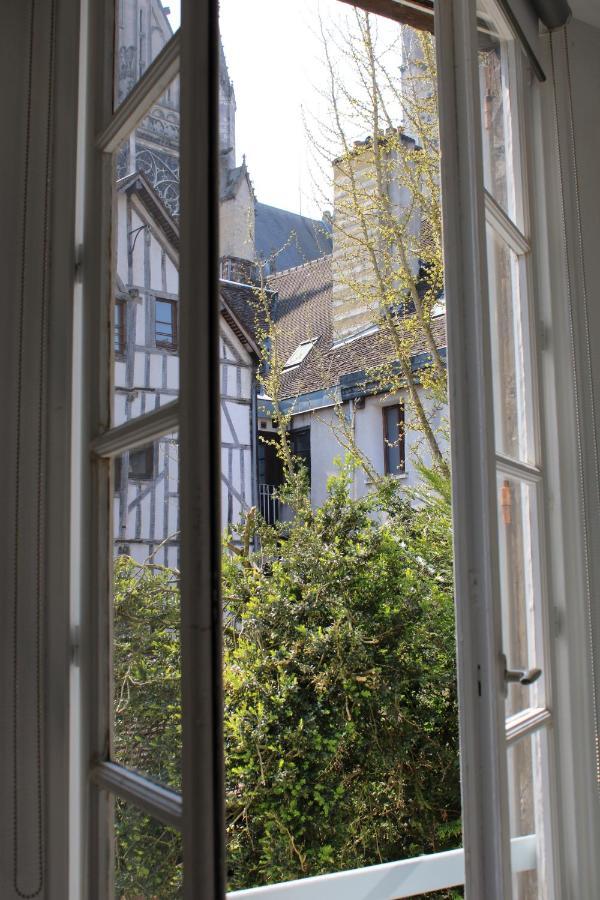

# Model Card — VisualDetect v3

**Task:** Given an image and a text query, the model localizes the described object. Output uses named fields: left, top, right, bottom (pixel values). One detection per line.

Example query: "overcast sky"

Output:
left=166, top=1, right=403, bottom=220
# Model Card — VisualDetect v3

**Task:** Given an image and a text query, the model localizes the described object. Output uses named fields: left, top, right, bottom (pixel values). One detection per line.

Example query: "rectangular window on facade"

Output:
left=155, top=298, right=178, bottom=349
left=128, top=445, right=155, bottom=481
left=290, top=427, right=311, bottom=478
left=383, top=404, right=405, bottom=474
left=115, top=298, right=126, bottom=356
left=113, top=445, right=155, bottom=488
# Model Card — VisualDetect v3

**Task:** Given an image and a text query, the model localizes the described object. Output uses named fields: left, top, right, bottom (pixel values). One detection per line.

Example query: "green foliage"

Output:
left=112, top=468, right=460, bottom=896
left=223, top=466, right=460, bottom=890
left=113, top=557, right=183, bottom=898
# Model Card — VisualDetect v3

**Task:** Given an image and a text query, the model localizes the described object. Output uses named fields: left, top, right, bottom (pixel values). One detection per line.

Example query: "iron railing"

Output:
left=258, top=483, right=280, bottom=525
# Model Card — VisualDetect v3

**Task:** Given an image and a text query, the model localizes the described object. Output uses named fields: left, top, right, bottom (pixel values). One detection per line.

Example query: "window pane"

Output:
left=487, top=226, right=533, bottom=462
left=219, top=0, right=459, bottom=891
left=497, top=473, right=544, bottom=716
left=477, top=0, right=518, bottom=224
left=112, top=434, right=181, bottom=788
left=383, top=405, right=405, bottom=474
left=507, top=732, right=550, bottom=898
left=114, top=0, right=180, bottom=108
left=114, top=799, right=182, bottom=898
left=113, top=76, right=180, bottom=426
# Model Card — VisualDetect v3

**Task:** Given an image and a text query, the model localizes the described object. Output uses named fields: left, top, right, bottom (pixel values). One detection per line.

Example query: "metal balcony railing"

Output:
left=258, top=483, right=280, bottom=525
left=228, top=834, right=536, bottom=899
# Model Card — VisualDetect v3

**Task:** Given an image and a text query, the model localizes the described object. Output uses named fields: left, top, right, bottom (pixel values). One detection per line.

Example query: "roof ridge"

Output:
left=268, top=253, right=332, bottom=281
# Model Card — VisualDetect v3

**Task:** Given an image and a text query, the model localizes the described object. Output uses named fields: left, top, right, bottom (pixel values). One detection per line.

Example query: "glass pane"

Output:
left=115, top=799, right=182, bottom=899
left=497, top=473, right=544, bottom=716
left=112, top=433, right=181, bottom=788
left=219, top=0, right=460, bottom=892
left=113, top=77, right=180, bottom=426
left=507, top=732, right=550, bottom=898
left=487, top=226, right=533, bottom=462
left=477, top=0, right=518, bottom=224
left=115, top=0, right=180, bottom=108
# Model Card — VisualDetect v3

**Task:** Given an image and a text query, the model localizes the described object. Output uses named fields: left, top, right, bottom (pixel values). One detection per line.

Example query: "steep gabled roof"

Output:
left=255, top=203, right=332, bottom=273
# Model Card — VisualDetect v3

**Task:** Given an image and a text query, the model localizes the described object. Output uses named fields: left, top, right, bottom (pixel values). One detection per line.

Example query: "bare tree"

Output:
left=309, top=11, right=448, bottom=474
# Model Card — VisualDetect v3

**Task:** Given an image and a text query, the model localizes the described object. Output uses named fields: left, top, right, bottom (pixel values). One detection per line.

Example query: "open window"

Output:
left=78, top=0, right=570, bottom=897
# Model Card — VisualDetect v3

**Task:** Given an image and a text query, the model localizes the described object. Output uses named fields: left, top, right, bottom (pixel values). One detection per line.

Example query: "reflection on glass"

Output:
left=113, top=76, right=180, bottom=427
left=497, top=474, right=542, bottom=716
left=115, top=799, right=182, bottom=899
left=477, top=0, right=517, bottom=222
left=487, top=226, right=531, bottom=462
left=114, top=0, right=180, bottom=107
left=112, top=435, right=181, bottom=787
left=507, top=734, right=546, bottom=899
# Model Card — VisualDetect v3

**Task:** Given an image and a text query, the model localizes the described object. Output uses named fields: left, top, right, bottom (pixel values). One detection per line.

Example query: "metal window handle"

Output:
left=505, top=666, right=542, bottom=685
left=502, top=655, right=542, bottom=690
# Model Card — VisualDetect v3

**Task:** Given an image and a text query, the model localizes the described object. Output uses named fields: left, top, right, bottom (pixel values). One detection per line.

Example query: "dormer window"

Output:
left=282, top=338, right=317, bottom=371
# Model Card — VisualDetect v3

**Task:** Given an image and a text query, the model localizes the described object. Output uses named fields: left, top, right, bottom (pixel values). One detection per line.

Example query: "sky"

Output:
left=164, top=0, right=403, bottom=220
left=219, top=0, right=343, bottom=219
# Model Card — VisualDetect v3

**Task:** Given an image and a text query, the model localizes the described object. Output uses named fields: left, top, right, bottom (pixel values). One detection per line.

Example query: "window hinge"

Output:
left=74, top=244, right=83, bottom=283
left=70, top=625, right=80, bottom=665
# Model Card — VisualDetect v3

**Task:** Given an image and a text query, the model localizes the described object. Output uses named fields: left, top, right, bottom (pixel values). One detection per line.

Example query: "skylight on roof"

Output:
left=283, top=338, right=317, bottom=370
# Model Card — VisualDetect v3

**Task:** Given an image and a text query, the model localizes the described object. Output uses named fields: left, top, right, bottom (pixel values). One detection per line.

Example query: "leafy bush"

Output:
left=223, top=467, right=460, bottom=889
left=113, top=467, right=460, bottom=896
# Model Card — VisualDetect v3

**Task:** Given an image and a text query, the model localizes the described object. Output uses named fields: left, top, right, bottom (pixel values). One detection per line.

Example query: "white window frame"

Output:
left=70, top=0, right=599, bottom=897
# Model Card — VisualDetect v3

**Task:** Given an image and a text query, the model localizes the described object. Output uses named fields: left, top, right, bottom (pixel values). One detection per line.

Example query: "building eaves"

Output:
left=117, top=171, right=180, bottom=251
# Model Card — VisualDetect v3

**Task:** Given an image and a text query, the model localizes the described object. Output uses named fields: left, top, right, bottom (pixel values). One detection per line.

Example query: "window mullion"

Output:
left=96, top=33, right=181, bottom=154
left=484, top=190, right=530, bottom=255
left=91, top=398, right=180, bottom=458
left=495, top=452, right=542, bottom=483
left=505, top=708, right=552, bottom=745
left=91, top=761, right=183, bottom=830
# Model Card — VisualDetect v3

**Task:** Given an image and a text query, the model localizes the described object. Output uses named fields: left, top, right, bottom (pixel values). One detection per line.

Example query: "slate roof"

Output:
left=267, top=255, right=447, bottom=400
left=219, top=280, right=266, bottom=354
left=255, top=203, right=332, bottom=273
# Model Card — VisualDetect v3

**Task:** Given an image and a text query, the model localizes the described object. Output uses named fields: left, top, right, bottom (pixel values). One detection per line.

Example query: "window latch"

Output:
left=502, top=654, right=542, bottom=695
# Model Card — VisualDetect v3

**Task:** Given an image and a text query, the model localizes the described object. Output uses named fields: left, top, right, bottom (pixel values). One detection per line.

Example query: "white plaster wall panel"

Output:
left=168, top=495, right=179, bottom=536
left=116, top=196, right=129, bottom=283
left=221, top=406, right=234, bottom=444
left=129, top=544, right=147, bottom=566
left=115, top=359, right=127, bottom=388
left=113, top=501, right=121, bottom=536
left=165, top=255, right=178, bottom=293
left=131, top=211, right=145, bottom=286
left=221, top=478, right=228, bottom=527
left=135, top=297, right=146, bottom=344
left=140, top=492, right=151, bottom=537
left=149, top=353, right=162, bottom=388
left=128, top=393, right=142, bottom=419
left=167, top=355, right=179, bottom=389
left=114, top=391, right=127, bottom=425
left=240, top=366, right=253, bottom=399
left=149, top=233, right=161, bottom=290
left=305, top=411, right=346, bottom=509
left=226, top=400, right=251, bottom=444
left=242, top=447, right=253, bottom=505
left=133, top=351, right=145, bottom=387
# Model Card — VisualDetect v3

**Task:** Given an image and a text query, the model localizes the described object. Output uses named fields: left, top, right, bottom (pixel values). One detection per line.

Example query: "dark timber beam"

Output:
left=338, top=0, right=435, bottom=33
